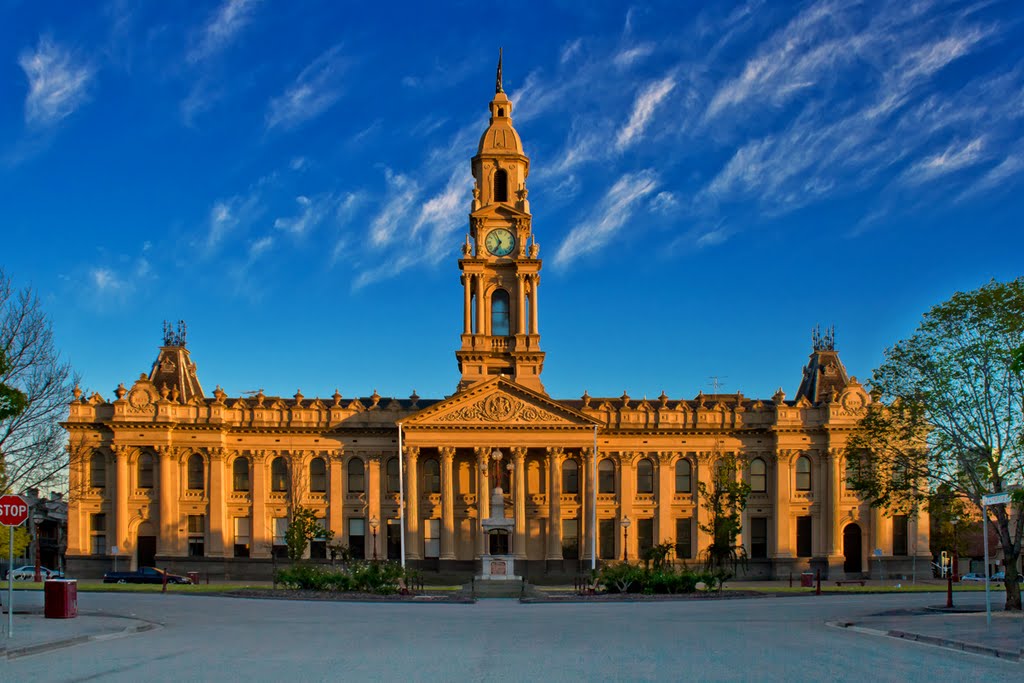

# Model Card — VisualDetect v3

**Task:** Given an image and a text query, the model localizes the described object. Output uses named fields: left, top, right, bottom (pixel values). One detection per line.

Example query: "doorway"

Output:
left=137, top=535, right=157, bottom=568
left=843, top=523, right=862, bottom=574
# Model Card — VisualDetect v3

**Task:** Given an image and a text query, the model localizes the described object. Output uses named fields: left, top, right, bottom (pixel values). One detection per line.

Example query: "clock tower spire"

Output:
left=456, top=54, right=545, bottom=393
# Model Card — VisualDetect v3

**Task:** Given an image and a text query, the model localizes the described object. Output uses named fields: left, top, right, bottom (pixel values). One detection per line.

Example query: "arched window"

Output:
left=562, top=459, right=579, bottom=494
left=675, top=459, right=691, bottom=493
left=750, top=458, right=767, bottom=493
left=636, top=458, right=654, bottom=494
left=309, top=457, right=326, bottom=493
left=90, top=452, right=106, bottom=488
left=424, top=459, right=441, bottom=494
left=187, top=454, right=204, bottom=491
left=348, top=458, right=365, bottom=493
left=271, top=457, right=289, bottom=492
left=137, top=452, right=154, bottom=489
left=386, top=457, right=400, bottom=493
left=233, top=457, right=250, bottom=492
left=493, top=168, right=508, bottom=202
left=845, top=455, right=861, bottom=487
left=598, top=459, right=615, bottom=493
left=491, top=290, right=510, bottom=336
left=795, top=455, right=811, bottom=491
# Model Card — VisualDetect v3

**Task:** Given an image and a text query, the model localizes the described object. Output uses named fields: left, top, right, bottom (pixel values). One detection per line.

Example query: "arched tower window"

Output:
left=491, top=290, right=510, bottom=336
left=562, top=459, right=579, bottom=494
left=795, top=455, right=812, bottom=491
left=750, top=457, right=767, bottom=493
left=598, top=459, right=616, bottom=493
left=137, top=452, right=154, bottom=489
left=309, top=457, right=327, bottom=493
left=636, top=458, right=654, bottom=494
left=493, top=168, right=508, bottom=202
left=271, top=457, right=289, bottom=492
left=187, top=454, right=204, bottom=491
left=233, top=457, right=250, bottom=492
left=90, top=452, right=106, bottom=488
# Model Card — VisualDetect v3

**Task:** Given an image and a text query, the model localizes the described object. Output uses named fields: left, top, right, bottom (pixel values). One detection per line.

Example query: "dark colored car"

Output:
left=102, top=567, right=192, bottom=584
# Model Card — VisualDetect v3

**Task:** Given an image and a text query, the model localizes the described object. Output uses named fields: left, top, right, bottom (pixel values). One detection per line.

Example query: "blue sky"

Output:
left=2, top=0, right=1022, bottom=404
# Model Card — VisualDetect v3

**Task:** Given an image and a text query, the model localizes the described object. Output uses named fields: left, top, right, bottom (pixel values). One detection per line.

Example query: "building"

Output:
left=63, top=64, right=930, bottom=581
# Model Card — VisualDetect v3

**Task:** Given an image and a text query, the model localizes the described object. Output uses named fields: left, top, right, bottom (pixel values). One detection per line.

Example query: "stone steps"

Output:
left=464, top=579, right=527, bottom=599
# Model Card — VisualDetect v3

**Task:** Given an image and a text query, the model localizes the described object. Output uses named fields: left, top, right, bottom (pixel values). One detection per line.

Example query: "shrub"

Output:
left=597, top=563, right=709, bottom=594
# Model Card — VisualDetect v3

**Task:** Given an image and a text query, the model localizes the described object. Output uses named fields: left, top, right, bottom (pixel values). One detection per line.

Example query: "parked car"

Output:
left=102, top=566, right=192, bottom=584
left=990, top=571, right=1023, bottom=583
left=6, top=566, right=63, bottom=581
left=959, top=573, right=986, bottom=582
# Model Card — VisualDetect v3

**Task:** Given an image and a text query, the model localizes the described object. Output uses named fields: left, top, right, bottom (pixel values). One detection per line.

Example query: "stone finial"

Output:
left=255, top=389, right=265, bottom=407
left=659, top=390, right=669, bottom=408
left=409, top=390, right=420, bottom=408
left=581, top=390, right=591, bottom=408
left=772, top=387, right=786, bottom=405
left=170, top=386, right=180, bottom=403
left=294, top=389, right=304, bottom=407
left=213, top=385, right=226, bottom=404
left=696, top=390, right=706, bottom=408
left=620, top=391, right=630, bottom=409
left=72, top=384, right=82, bottom=401
left=114, top=383, right=127, bottom=400
left=332, top=389, right=342, bottom=407
left=159, top=382, right=170, bottom=400
left=370, top=389, right=381, bottom=408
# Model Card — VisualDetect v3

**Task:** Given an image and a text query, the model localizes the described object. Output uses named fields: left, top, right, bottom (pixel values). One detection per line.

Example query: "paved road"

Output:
left=5, top=592, right=1020, bottom=681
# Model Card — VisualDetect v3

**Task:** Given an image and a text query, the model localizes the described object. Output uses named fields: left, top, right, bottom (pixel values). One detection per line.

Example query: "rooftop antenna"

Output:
left=708, top=376, right=727, bottom=394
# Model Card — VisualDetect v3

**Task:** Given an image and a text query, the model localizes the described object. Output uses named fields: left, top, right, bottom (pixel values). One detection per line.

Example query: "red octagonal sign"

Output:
left=0, top=494, right=29, bottom=526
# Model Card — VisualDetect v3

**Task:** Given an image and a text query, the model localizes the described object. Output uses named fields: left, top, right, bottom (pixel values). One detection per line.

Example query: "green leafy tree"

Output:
left=285, top=505, right=334, bottom=562
left=0, top=526, right=31, bottom=559
left=698, top=451, right=751, bottom=580
left=846, top=278, right=1024, bottom=610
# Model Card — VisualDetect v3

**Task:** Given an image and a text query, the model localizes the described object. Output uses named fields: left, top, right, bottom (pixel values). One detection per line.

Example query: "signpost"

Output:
left=1, top=493, right=30, bottom=639
left=980, top=492, right=1013, bottom=626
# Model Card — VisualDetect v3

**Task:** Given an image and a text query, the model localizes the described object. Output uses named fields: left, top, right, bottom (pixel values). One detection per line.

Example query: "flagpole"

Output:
left=398, top=423, right=406, bottom=570
left=591, top=425, right=598, bottom=571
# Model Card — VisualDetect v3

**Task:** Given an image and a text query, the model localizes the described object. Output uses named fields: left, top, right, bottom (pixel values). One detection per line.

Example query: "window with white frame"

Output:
left=750, top=458, right=767, bottom=493
left=273, top=516, right=288, bottom=558
left=795, top=456, right=812, bottom=491
left=187, top=514, right=205, bottom=557
left=309, top=457, right=327, bottom=493
left=234, top=517, right=250, bottom=557
left=675, top=459, right=691, bottom=493
left=424, top=518, right=440, bottom=558
left=310, top=517, right=328, bottom=559
left=90, top=513, right=106, bottom=555
left=349, top=517, right=365, bottom=558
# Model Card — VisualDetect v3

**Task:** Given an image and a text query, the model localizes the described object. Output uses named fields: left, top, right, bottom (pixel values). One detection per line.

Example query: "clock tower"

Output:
left=456, top=52, right=545, bottom=393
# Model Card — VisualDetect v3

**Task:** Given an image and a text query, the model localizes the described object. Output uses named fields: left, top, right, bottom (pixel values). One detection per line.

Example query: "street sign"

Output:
left=982, top=492, right=1012, bottom=506
left=0, top=494, right=28, bottom=526
left=873, top=548, right=883, bottom=557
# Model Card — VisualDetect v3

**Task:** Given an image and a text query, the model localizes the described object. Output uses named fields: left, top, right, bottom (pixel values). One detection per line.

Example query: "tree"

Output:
left=285, top=505, right=334, bottom=562
left=0, top=269, right=76, bottom=493
left=0, top=525, right=30, bottom=559
left=698, top=451, right=751, bottom=579
left=846, top=278, right=1024, bottom=610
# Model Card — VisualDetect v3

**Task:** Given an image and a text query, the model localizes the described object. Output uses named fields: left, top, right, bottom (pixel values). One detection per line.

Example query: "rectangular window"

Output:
left=562, top=519, right=579, bottom=560
left=273, top=517, right=288, bottom=559
left=750, top=517, right=768, bottom=559
left=349, top=517, right=366, bottom=559
left=234, top=517, right=250, bottom=558
left=90, top=513, right=106, bottom=555
left=310, top=518, right=328, bottom=559
left=188, top=514, right=205, bottom=557
left=637, top=518, right=654, bottom=559
left=423, top=518, right=440, bottom=559
left=796, top=515, right=812, bottom=558
left=599, top=518, right=615, bottom=560
left=675, top=518, right=692, bottom=560
left=892, top=515, right=909, bottom=556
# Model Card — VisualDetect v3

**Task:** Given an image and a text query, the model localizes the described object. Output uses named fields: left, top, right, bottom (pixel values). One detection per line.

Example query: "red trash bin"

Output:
left=44, top=579, right=78, bottom=619
left=800, top=572, right=814, bottom=588
left=187, top=571, right=200, bottom=585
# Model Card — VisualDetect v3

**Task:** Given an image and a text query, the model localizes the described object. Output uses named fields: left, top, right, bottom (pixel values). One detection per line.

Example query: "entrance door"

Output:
left=386, top=522, right=401, bottom=560
left=843, top=524, right=862, bottom=574
left=137, top=536, right=157, bottom=568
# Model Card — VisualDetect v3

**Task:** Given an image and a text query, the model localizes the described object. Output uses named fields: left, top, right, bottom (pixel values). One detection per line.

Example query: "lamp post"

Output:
left=370, top=516, right=379, bottom=562
left=951, top=515, right=960, bottom=581
left=621, top=516, right=631, bottom=563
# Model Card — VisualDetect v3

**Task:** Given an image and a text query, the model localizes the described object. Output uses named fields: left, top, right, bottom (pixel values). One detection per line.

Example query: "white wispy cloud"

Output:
left=91, top=267, right=128, bottom=292
left=613, top=43, right=654, bottom=68
left=205, top=191, right=262, bottom=252
left=649, top=191, right=679, bottom=214
left=18, top=36, right=94, bottom=128
left=187, top=0, right=261, bottom=64
left=274, top=194, right=335, bottom=236
left=901, top=137, right=987, bottom=185
left=266, top=45, right=347, bottom=131
left=248, top=235, right=274, bottom=258
left=369, top=169, right=419, bottom=247
left=560, top=38, right=583, bottom=64
left=957, top=151, right=1024, bottom=202
left=553, top=170, right=660, bottom=268
left=616, top=74, right=675, bottom=150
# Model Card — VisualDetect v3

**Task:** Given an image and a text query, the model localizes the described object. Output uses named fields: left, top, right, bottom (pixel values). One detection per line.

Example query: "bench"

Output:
left=835, top=580, right=866, bottom=587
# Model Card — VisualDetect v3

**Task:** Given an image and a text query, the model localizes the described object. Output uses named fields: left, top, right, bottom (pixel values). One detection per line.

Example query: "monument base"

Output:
left=478, top=554, right=519, bottom=581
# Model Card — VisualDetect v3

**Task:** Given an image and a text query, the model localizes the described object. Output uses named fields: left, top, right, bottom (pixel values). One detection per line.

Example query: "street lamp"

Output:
left=951, top=515, right=960, bottom=580
left=370, top=516, right=379, bottom=561
left=621, top=516, right=631, bottom=563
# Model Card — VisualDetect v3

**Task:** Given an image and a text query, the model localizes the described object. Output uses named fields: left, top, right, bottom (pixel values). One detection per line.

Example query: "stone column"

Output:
left=328, top=449, right=344, bottom=543
left=251, top=451, right=269, bottom=558
left=582, top=447, right=595, bottom=563
left=826, top=448, right=845, bottom=577
left=656, top=452, right=675, bottom=546
left=474, top=275, right=485, bottom=337
left=113, top=445, right=130, bottom=558
left=439, top=447, right=456, bottom=560
left=208, top=448, right=226, bottom=557
left=694, top=452, right=713, bottom=561
left=157, top=446, right=177, bottom=556
left=404, top=446, right=421, bottom=560
left=546, top=447, right=564, bottom=561
left=530, top=275, right=539, bottom=335
left=773, top=451, right=794, bottom=565
left=474, top=447, right=490, bottom=558
left=367, top=454, right=382, bottom=560
left=516, top=274, right=526, bottom=335
left=462, top=274, right=472, bottom=334
left=67, top=451, right=82, bottom=555
left=619, top=452, right=636, bottom=561
left=511, top=447, right=527, bottom=559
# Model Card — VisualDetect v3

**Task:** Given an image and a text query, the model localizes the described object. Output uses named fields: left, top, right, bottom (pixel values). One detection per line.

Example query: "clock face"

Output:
left=485, top=228, right=516, bottom=256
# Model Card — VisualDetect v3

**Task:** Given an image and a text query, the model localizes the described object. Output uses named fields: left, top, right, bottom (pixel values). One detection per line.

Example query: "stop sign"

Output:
left=0, top=494, right=29, bottom=526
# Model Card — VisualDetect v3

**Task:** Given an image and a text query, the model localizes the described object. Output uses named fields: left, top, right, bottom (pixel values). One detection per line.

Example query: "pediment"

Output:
left=471, top=203, right=530, bottom=221
left=403, top=377, right=599, bottom=429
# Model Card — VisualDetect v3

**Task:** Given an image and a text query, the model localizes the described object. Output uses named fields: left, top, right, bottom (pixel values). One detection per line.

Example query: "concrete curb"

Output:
left=2, top=621, right=161, bottom=660
left=827, top=621, right=1022, bottom=662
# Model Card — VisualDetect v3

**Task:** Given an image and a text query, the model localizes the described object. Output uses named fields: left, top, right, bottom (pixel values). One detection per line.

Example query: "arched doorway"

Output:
left=843, top=523, right=862, bottom=574
left=136, top=520, right=157, bottom=570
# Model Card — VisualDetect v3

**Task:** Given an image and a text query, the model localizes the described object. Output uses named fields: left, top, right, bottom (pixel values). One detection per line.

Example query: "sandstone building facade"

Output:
left=63, top=68, right=930, bottom=580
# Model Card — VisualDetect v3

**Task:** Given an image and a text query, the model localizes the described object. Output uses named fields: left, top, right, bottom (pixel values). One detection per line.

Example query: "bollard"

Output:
left=162, top=572, right=168, bottom=594
left=789, top=572, right=793, bottom=589
left=815, top=569, right=821, bottom=596
left=471, top=576, right=475, bottom=601
left=946, top=574, right=953, bottom=608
